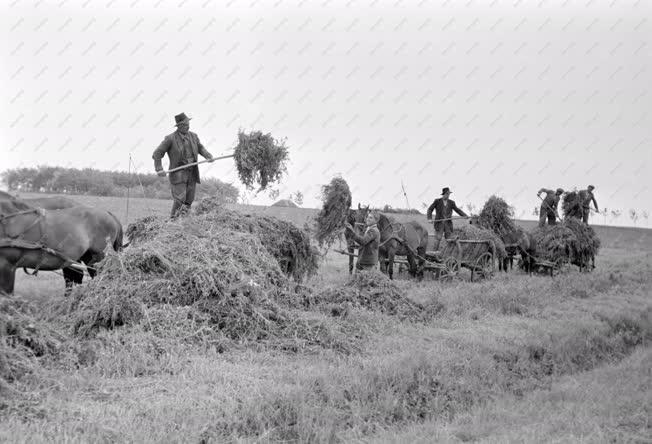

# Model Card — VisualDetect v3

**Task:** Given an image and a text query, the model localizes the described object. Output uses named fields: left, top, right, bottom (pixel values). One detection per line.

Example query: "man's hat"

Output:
left=556, top=188, right=564, bottom=194
left=174, top=113, right=191, bottom=127
left=587, top=184, right=595, bottom=190
left=441, top=187, right=452, bottom=195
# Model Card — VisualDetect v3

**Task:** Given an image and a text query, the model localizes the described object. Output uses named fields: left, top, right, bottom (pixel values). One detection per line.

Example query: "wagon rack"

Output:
left=503, top=242, right=561, bottom=277
left=335, top=236, right=495, bottom=282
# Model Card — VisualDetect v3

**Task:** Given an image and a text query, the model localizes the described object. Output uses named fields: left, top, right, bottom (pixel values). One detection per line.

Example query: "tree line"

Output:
left=1, top=166, right=239, bottom=203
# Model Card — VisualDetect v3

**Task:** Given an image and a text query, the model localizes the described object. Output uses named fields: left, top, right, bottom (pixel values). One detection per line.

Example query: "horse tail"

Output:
left=108, top=211, right=124, bottom=251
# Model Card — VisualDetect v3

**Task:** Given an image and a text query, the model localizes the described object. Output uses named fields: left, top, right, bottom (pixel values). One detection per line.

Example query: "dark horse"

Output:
left=344, top=204, right=371, bottom=274
left=469, top=216, right=537, bottom=274
left=376, top=213, right=429, bottom=280
left=0, top=191, right=123, bottom=294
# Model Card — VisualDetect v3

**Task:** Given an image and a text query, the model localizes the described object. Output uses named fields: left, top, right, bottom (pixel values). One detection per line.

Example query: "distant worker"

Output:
left=537, top=187, right=564, bottom=227
left=579, top=185, right=599, bottom=225
left=427, top=187, right=468, bottom=250
left=345, top=211, right=381, bottom=272
left=153, top=113, right=214, bottom=218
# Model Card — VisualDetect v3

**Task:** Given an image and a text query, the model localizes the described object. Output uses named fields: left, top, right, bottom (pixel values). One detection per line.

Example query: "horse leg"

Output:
left=348, top=244, right=354, bottom=275
left=62, top=266, right=83, bottom=296
left=406, top=253, right=417, bottom=278
left=0, top=257, right=16, bottom=294
left=387, top=250, right=395, bottom=280
left=416, top=246, right=426, bottom=280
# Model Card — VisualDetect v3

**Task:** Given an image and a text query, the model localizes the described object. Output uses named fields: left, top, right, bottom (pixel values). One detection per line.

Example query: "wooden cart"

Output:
left=423, top=237, right=496, bottom=281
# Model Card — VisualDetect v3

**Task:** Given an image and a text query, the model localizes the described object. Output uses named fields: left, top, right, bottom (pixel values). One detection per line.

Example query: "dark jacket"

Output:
left=538, top=188, right=561, bottom=213
left=153, top=131, right=212, bottom=184
left=427, top=198, right=467, bottom=231
left=579, top=190, right=598, bottom=210
left=349, top=225, right=380, bottom=266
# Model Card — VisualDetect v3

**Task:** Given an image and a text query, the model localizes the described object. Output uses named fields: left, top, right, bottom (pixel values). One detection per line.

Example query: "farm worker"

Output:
left=153, top=113, right=214, bottom=218
left=579, top=185, right=599, bottom=225
left=426, top=187, right=468, bottom=250
left=345, top=211, right=381, bottom=272
left=537, top=188, right=563, bottom=227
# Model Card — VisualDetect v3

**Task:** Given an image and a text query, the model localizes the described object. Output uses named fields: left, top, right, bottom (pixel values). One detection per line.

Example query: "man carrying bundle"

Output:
left=345, top=211, right=381, bottom=272
left=153, top=113, right=214, bottom=218
left=426, top=187, right=468, bottom=250
left=579, top=185, right=599, bottom=225
left=537, top=187, right=564, bottom=227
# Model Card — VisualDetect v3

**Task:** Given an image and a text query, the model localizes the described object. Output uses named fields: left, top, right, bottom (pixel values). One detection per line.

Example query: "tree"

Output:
left=600, top=208, right=609, bottom=225
left=465, top=203, right=476, bottom=215
left=610, top=209, right=621, bottom=225
left=629, top=209, right=639, bottom=227
left=642, top=210, right=649, bottom=227
left=268, top=189, right=280, bottom=201
left=292, top=190, right=304, bottom=206
left=532, top=206, right=539, bottom=217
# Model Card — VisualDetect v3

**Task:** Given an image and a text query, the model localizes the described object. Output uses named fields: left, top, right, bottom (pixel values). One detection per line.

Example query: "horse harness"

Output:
left=0, top=207, right=59, bottom=275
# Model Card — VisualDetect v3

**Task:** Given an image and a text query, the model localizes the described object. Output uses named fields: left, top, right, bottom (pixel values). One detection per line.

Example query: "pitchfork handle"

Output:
left=158, top=154, right=235, bottom=175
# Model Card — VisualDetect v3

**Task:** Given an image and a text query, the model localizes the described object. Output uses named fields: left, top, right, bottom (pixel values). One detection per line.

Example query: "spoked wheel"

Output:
left=439, top=257, right=460, bottom=281
left=475, top=252, right=494, bottom=280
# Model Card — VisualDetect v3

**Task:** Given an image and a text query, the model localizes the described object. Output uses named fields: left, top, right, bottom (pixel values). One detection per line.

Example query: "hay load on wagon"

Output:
left=69, top=202, right=353, bottom=353
left=476, top=195, right=518, bottom=238
left=451, top=225, right=508, bottom=261
left=531, top=218, right=600, bottom=268
left=314, top=176, right=352, bottom=248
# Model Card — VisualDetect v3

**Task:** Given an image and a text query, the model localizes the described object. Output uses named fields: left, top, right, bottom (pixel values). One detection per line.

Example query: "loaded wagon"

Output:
left=421, top=235, right=495, bottom=281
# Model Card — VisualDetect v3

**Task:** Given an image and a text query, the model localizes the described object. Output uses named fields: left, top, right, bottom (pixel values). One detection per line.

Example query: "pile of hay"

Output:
left=234, top=130, right=289, bottom=191
left=562, top=191, right=584, bottom=219
left=72, top=210, right=353, bottom=353
left=531, top=218, right=600, bottom=265
left=476, top=196, right=517, bottom=238
left=450, top=224, right=507, bottom=260
left=314, top=176, right=352, bottom=247
left=314, top=270, right=442, bottom=322
left=1, top=296, right=63, bottom=389
left=125, top=215, right=166, bottom=244
left=194, top=196, right=319, bottom=281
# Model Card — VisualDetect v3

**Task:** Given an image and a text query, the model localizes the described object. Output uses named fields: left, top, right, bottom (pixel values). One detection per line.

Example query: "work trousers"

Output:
left=538, top=208, right=556, bottom=227
left=170, top=178, right=197, bottom=218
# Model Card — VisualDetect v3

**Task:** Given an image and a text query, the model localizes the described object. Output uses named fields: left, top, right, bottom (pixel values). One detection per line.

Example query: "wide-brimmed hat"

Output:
left=441, top=187, right=452, bottom=195
left=587, top=184, right=595, bottom=190
left=174, top=112, right=192, bottom=127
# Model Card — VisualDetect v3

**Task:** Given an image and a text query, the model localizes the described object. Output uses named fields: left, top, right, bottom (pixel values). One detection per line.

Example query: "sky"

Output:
left=1, top=0, right=650, bottom=226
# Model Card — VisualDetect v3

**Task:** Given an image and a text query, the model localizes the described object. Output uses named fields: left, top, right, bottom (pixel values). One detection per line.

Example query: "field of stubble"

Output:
left=1, top=193, right=650, bottom=443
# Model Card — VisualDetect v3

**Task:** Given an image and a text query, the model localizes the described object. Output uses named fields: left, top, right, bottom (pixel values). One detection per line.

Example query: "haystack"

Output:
left=72, top=208, right=352, bottom=353
left=451, top=224, right=507, bottom=260
left=561, top=191, right=587, bottom=219
left=531, top=218, right=600, bottom=265
left=234, top=130, right=288, bottom=191
left=477, top=195, right=517, bottom=238
left=315, top=176, right=352, bottom=247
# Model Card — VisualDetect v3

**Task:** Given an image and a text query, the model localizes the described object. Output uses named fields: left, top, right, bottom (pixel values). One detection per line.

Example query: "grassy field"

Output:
left=1, top=194, right=651, bottom=443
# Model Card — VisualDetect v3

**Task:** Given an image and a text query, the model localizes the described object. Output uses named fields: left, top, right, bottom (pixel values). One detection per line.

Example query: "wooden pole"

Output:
left=158, top=153, right=235, bottom=175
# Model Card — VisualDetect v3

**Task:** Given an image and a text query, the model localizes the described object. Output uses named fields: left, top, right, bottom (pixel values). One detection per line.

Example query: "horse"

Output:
left=468, top=216, right=536, bottom=274
left=0, top=191, right=123, bottom=294
left=375, top=213, right=429, bottom=280
left=343, top=204, right=370, bottom=274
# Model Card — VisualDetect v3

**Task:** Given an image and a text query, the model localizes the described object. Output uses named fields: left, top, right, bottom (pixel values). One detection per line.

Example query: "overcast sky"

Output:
left=1, top=0, right=650, bottom=225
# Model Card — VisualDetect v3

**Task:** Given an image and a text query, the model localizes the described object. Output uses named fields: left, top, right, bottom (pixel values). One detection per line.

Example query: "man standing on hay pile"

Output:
left=537, top=187, right=564, bottom=227
left=153, top=113, right=214, bottom=218
left=345, top=211, right=381, bottom=272
left=579, top=185, right=599, bottom=225
left=426, top=187, right=468, bottom=250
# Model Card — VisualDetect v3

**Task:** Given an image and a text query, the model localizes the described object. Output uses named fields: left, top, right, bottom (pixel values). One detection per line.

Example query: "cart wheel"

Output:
left=475, top=252, right=494, bottom=279
left=441, top=257, right=460, bottom=281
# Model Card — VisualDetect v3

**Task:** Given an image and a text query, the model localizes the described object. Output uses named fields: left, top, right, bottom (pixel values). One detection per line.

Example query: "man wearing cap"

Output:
left=153, top=113, right=214, bottom=218
left=579, top=185, right=599, bottom=225
left=537, top=187, right=564, bottom=227
left=345, top=211, right=381, bottom=272
left=426, top=187, right=468, bottom=250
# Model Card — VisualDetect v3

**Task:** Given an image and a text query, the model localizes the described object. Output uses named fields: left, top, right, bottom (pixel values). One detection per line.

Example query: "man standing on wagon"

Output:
left=579, top=185, right=599, bottom=225
left=426, top=187, right=468, bottom=250
left=153, top=113, right=214, bottom=218
left=536, top=187, right=564, bottom=227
